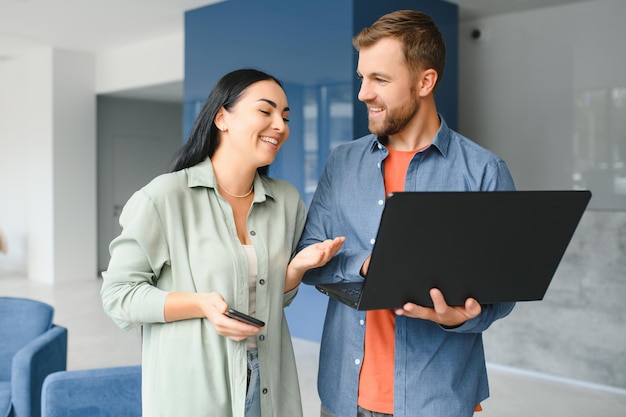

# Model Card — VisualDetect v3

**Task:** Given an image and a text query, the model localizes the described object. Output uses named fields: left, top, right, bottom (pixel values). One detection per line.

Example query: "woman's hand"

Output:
left=285, top=237, right=345, bottom=292
left=165, top=291, right=261, bottom=342
left=200, top=292, right=262, bottom=342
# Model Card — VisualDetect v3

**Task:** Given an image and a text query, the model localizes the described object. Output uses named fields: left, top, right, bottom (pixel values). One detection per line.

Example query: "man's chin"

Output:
left=368, top=122, right=385, bottom=136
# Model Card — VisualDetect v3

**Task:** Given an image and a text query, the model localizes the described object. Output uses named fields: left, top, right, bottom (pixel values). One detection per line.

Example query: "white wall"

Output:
left=25, top=49, right=56, bottom=284
left=0, top=48, right=97, bottom=283
left=0, top=32, right=182, bottom=282
left=1, top=48, right=53, bottom=276
left=50, top=49, right=97, bottom=283
left=96, top=33, right=184, bottom=95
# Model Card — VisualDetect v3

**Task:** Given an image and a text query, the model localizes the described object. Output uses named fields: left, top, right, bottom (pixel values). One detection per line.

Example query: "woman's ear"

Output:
left=417, top=69, right=438, bottom=97
left=214, top=108, right=227, bottom=132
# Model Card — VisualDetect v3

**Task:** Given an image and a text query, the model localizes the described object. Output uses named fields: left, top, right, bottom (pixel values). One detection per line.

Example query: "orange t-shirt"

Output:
left=357, top=145, right=483, bottom=414
left=357, top=146, right=416, bottom=414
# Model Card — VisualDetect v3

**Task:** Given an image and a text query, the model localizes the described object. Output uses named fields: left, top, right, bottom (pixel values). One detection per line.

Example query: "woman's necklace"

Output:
left=218, top=182, right=254, bottom=198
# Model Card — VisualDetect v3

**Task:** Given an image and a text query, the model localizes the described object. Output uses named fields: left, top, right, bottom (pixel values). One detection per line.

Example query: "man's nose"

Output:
left=357, top=81, right=374, bottom=102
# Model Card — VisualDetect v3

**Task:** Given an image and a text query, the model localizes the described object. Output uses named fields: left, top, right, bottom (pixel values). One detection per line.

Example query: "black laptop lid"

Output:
left=356, top=190, right=591, bottom=310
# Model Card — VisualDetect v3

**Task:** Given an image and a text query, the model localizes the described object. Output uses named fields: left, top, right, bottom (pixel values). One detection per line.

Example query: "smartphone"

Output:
left=224, top=308, right=265, bottom=327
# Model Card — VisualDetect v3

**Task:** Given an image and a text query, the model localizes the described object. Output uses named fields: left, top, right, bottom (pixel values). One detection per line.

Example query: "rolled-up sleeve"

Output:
left=101, top=189, right=170, bottom=330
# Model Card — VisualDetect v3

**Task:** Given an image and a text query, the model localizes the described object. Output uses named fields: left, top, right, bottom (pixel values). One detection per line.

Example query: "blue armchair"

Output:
left=0, top=297, right=68, bottom=417
left=41, top=365, right=141, bottom=417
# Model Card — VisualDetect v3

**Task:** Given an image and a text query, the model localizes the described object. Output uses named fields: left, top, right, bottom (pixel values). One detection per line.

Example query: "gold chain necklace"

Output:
left=218, top=183, right=254, bottom=198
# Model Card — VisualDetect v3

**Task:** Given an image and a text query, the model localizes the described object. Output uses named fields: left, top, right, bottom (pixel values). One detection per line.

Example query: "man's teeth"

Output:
left=260, top=137, right=278, bottom=145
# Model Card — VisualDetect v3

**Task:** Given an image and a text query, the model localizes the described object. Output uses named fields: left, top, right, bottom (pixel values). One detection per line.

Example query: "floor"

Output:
left=2, top=274, right=626, bottom=417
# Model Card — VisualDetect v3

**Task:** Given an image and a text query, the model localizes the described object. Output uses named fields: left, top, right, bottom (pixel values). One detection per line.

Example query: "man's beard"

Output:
left=368, top=93, right=419, bottom=137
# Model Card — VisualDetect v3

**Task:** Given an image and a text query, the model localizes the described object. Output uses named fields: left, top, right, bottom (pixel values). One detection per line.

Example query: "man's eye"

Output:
left=376, top=78, right=387, bottom=84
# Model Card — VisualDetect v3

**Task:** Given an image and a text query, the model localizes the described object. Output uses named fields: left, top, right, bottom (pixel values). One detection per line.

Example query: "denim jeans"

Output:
left=321, top=404, right=393, bottom=417
left=245, top=349, right=261, bottom=417
left=357, top=405, right=393, bottom=417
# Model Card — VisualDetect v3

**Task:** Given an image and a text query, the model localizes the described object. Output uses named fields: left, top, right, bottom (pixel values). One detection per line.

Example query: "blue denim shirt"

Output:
left=299, top=117, right=516, bottom=417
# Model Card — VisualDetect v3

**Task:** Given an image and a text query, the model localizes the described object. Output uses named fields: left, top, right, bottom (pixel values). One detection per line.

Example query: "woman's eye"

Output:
left=260, top=110, right=270, bottom=116
left=283, top=117, right=290, bottom=123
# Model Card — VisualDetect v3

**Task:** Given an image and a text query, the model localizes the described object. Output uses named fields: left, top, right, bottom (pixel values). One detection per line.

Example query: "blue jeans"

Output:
left=245, top=349, right=261, bottom=417
left=357, top=405, right=393, bottom=417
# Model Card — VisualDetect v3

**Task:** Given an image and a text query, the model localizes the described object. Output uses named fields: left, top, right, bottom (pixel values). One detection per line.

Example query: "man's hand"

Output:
left=395, top=288, right=482, bottom=327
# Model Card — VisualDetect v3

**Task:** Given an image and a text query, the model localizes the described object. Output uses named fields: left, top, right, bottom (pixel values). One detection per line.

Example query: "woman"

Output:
left=101, top=68, right=344, bottom=417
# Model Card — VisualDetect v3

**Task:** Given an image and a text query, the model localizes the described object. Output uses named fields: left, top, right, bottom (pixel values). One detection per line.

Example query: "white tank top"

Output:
left=243, top=244, right=258, bottom=349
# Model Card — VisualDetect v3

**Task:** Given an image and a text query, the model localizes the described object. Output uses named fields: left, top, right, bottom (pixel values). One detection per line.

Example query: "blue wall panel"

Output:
left=185, top=0, right=457, bottom=342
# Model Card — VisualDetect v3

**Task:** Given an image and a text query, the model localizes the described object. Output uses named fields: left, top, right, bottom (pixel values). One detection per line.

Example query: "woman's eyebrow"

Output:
left=257, top=98, right=289, bottom=112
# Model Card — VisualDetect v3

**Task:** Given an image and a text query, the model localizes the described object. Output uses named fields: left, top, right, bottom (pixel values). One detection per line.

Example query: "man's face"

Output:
left=356, top=37, right=419, bottom=137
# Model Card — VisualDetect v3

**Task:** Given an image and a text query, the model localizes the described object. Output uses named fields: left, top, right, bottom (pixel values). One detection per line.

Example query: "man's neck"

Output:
left=387, top=107, right=440, bottom=151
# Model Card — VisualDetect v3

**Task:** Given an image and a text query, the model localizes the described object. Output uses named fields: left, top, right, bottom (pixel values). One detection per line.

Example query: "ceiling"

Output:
left=0, top=0, right=590, bottom=102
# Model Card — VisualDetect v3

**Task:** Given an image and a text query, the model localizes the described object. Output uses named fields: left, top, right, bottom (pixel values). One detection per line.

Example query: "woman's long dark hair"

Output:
left=169, top=68, right=283, bottom=174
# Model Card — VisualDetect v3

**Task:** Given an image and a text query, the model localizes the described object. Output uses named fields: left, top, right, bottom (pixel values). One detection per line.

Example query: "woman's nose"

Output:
left=272, top=115, right=288, bottom=133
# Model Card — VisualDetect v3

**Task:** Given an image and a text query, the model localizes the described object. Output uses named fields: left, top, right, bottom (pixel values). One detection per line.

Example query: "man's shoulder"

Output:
left=331, top=134, right=377, bottom=156
left=448, top=130, right=504, bottom=162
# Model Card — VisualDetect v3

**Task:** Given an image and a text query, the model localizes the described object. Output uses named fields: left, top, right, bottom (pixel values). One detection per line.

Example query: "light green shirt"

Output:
left=101, top=157, right=306, bottom=417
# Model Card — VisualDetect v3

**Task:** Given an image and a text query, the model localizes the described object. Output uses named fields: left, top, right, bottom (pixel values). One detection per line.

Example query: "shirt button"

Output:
left=377, top=162, right=381, bottom=168
left=259, top=279, right=266, bottom=285
left=370, top=239, right=375, bottom=245
left=355, top=359, right=361, bottom=365
left=359, top=319, right=365, bottom=326
left=262, top=388, right=268, bottom=394
left=378, top=199, right=384, bottom=205
left=250, top=230, right=256, bottom=236
left=259, top=335, right=265, bottom=341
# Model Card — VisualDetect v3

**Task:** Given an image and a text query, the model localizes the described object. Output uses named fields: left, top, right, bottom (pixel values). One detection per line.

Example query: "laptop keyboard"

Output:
left=341, top=286, right=362, bottom=300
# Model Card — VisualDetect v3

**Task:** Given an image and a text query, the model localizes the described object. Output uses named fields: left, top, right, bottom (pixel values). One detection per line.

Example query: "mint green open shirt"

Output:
left=101, top=157, right=306, bottom=417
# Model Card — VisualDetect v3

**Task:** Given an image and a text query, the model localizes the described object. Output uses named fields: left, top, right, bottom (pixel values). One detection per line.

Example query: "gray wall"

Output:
left=458, top=0, right=626, bottom=389
left=97, top=97, right=182, bottom=272
left=484, top=210, right=626, bottom=388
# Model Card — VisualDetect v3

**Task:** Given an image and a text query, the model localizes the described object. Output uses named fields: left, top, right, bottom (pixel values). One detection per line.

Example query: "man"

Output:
left=298, top=10, right=516, bottom=417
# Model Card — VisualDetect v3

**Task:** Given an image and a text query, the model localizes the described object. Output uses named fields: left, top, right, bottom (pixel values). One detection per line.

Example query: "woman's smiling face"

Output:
left=217, top=80, right=290, bottom=168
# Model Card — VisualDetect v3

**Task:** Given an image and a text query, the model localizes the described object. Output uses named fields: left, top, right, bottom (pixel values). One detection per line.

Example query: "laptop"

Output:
left=315, top=190, right=591, bottom=310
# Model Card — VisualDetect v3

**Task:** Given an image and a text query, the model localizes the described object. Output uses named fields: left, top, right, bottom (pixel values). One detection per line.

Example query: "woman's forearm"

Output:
left=163, top=292, right=207, bottom=322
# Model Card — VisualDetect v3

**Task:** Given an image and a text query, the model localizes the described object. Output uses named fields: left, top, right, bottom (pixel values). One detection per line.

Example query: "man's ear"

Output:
left=417, top=69, right=438, bottom=97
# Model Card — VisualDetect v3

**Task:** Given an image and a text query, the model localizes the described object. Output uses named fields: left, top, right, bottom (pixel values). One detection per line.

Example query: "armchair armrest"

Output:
left=11, top=325, right=67, bottom=417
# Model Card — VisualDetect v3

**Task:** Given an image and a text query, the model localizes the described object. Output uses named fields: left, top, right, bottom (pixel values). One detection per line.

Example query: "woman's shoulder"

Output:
left=143, top=170, right=188, bottom=194
left=261, top=176, right=300, bottom=199
left=130, top=171, right=190, bottom=208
